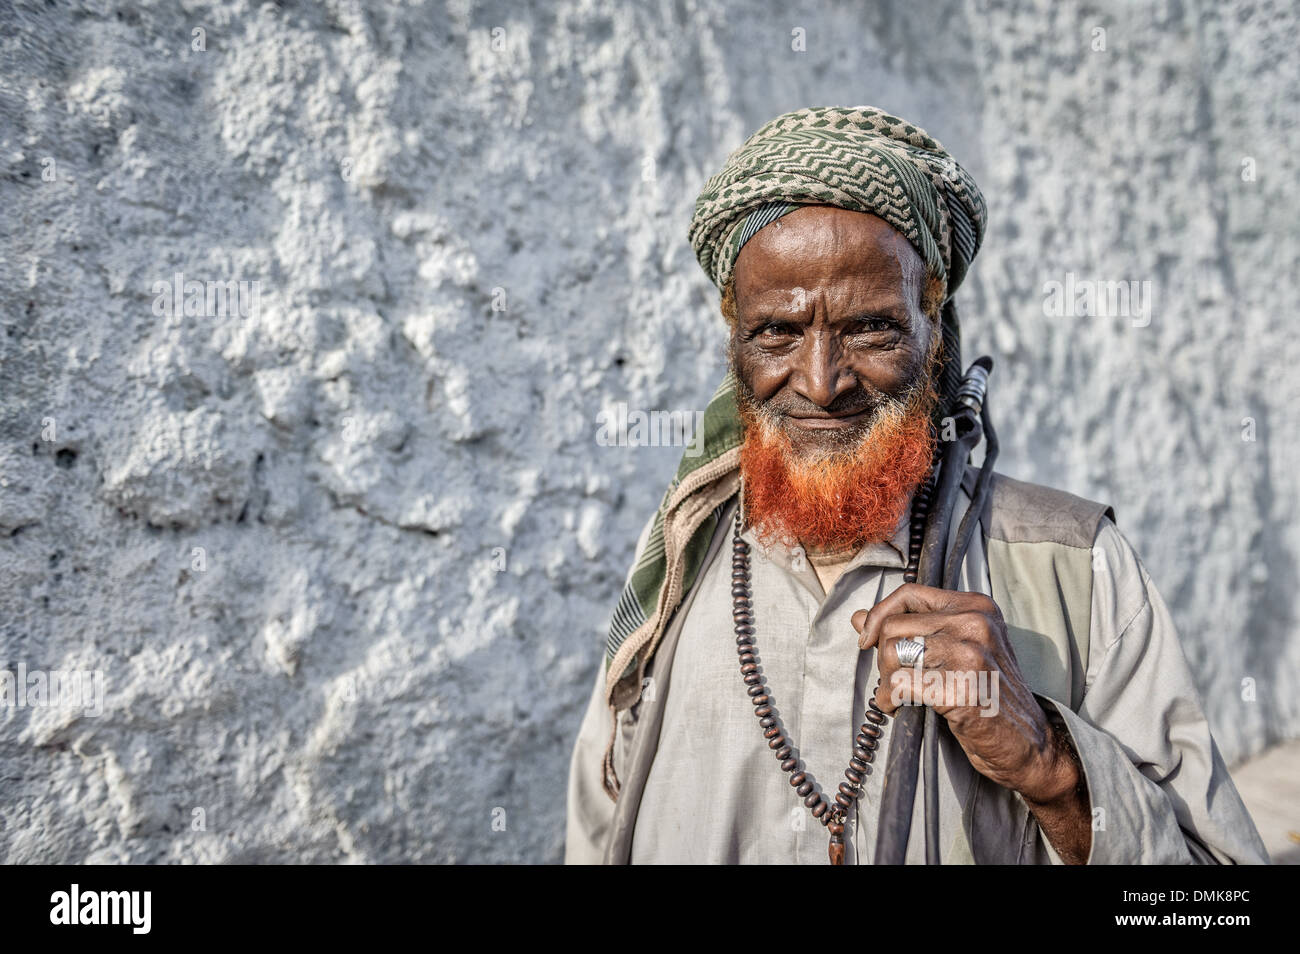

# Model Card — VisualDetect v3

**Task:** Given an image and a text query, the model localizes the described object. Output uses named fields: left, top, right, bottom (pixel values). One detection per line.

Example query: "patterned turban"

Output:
left=689, top=105, right=987, bottom=299
left=688, top=104, right=988, bottom=410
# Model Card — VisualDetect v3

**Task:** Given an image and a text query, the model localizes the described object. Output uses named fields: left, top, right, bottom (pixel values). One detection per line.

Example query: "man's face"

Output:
left=729, top=206, right=938, bottom=460
left=728, top=206, right=942, bottom=552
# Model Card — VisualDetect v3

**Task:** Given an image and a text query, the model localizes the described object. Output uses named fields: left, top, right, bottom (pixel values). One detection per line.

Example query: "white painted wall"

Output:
left=1, top=0, right=1295, bottom=862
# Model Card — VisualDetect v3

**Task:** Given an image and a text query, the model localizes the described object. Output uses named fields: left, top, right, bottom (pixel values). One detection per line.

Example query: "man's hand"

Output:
left=851, top=583, right=1092, bottom=863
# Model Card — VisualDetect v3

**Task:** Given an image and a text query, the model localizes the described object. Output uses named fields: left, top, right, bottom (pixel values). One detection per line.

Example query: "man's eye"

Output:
left=755, top=322, right=796, bottom=339
left=852, top=317, right=896, bottom=333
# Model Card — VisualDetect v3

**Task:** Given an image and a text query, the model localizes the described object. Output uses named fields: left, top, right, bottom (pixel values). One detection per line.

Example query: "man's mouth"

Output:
left=783, top=407, right=873, bottom=430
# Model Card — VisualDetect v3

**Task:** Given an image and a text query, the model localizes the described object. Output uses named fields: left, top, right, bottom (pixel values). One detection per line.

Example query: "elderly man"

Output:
left=565, top=106, right=1268, bottom=865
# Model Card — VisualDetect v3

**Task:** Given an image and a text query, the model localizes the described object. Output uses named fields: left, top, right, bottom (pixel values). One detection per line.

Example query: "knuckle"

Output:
left=975, top=594, right=1005, bottom=625
left=955, top=644, right=984, bottom=672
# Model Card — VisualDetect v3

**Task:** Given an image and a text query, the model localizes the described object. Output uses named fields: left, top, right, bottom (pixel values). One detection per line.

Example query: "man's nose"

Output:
left=792, top=332, right=855, bottom=408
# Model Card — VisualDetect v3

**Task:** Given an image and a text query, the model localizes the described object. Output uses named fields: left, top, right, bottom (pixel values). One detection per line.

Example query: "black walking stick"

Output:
left=873, top=357, right=998, bottom=865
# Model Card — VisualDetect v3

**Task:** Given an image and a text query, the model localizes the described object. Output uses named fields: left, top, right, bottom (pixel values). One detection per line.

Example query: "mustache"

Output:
left=738, top=378, right=913, bottom=424
left=760, top=387, right=885, bottom=418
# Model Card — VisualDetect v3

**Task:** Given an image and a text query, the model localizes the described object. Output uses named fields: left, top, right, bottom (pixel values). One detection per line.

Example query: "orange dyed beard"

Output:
left=737, top=376, right=937, bottom=555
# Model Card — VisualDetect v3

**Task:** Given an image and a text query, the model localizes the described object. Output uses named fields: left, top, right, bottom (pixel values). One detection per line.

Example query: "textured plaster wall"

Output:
left=0, top=0, right=1296, bottom=863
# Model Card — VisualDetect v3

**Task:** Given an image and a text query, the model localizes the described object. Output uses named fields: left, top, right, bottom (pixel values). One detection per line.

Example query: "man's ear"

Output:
left=921, top=274, right=945, bottom=322
left=922, top=318, right=945, bottom=379
left=720, top=277, right=738, bottom=327
left=725, top=320, right=744, bottom=373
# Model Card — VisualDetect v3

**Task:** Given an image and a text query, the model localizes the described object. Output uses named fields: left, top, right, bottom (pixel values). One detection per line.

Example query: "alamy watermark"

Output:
left=596, top=403, right=705, bottom=457
left=152, top=271, right=261, bottom=320
left=1042, top=271, right=1153, bottom=327
left=50, top=884, right=150, bottom=934
left=889, top=666, right=1000, bottom=716
left=1, top=664, right=104, bottom=717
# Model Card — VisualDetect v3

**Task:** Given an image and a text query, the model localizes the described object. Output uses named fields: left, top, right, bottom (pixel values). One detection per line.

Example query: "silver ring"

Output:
left=894, top=637, right=926, bottom=668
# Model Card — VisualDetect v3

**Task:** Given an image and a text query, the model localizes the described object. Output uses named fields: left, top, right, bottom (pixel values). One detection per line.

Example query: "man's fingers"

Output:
left=878, top=631, right=959, bottom=672
left=857, top=611, right=951, bottom=650
left=878, top=666, right=992, bottom=717
left=851, top=608, right=870, bottom=636
left=855, top=583, right=966, bottom=649
left=876, top=668, right=927, bottom=714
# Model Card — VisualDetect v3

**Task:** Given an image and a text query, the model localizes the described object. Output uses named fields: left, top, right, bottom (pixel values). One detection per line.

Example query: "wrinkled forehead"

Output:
left=732, top=206, right=925, bottom=310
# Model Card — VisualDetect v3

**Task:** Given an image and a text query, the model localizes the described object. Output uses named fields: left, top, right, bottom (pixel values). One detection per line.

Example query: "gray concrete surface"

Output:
left=1232, top=740, right=1300, bottom=864
left=1, top=0, right=1296, bottom=863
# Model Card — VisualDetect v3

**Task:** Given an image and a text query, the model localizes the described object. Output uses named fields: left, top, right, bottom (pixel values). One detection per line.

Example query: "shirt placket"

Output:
left=742, top=523, right=910, bottom=863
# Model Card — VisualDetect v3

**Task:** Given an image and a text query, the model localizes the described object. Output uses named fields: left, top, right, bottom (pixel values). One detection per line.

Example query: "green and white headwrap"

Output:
left=689, top=105, right=987, bottom=299
left=599, top=106, right=989, bottom=798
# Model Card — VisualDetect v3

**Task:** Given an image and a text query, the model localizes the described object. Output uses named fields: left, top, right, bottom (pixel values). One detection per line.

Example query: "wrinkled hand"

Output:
left=850, top=583, right=1077, bottom=805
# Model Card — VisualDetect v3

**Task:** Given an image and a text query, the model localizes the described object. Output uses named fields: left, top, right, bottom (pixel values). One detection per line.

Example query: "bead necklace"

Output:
left=731, top=473, right=934, bottom=865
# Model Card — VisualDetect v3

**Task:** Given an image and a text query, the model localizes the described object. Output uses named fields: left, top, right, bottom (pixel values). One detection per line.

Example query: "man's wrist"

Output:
left=1019, top=710, right=1086, bottom=807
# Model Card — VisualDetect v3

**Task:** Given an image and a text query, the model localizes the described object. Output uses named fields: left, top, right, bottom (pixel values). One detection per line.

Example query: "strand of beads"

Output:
left=732, top=469, right=934, bottom=862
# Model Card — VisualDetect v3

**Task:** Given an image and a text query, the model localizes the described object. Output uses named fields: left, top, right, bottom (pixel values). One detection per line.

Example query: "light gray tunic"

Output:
left=628, top=498, right=991, bottom=864
left=567, top=490, right=1270, bottom=865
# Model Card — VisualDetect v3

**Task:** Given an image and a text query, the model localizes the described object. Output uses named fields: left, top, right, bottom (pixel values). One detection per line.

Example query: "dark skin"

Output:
left=730, top=208, right=934, bottom=457
left=731, top=206, right=1092, bottom=864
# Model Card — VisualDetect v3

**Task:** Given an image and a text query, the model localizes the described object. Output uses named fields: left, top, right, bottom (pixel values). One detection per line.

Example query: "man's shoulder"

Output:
left=966, top=467, right=1116, bottom=550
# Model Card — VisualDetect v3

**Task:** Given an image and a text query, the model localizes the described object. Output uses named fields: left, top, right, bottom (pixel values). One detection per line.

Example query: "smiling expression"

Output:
left=727, top=206, right=942, bottom=458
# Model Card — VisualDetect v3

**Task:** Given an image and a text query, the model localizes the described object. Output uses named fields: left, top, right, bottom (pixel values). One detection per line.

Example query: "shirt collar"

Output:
left=739, top=488, right=915, bottom=577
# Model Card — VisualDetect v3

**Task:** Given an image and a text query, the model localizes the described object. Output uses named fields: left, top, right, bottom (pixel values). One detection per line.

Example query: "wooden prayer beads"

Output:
left=732, top=472, right=933, bottom=865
